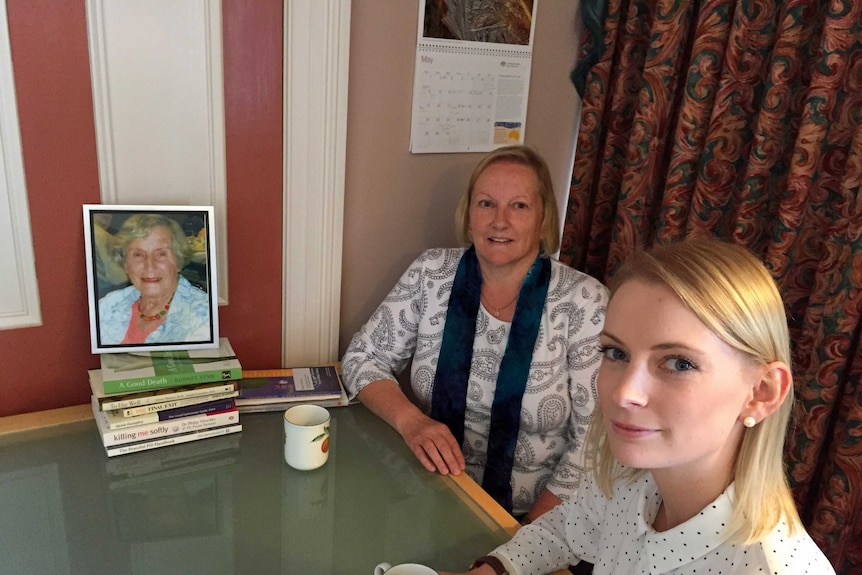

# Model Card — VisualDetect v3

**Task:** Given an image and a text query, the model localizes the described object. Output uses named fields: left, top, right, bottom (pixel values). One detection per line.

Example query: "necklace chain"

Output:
left=138, top=300, right=170, bottom=321
left=480, top=290, right=519, bottom=318
left=137, top=288, right=177, bottom=322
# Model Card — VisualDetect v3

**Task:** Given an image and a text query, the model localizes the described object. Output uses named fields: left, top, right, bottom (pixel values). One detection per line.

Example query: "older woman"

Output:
left=98, top=213, right=211, bottom=345
left=450, top=239, right=834, bottom=575
left=342, top=146, right=608, bottom=521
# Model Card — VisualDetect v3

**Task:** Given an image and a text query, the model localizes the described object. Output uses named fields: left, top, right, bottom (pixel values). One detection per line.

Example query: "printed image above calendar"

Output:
left=409, top=0, right=537, bottom=154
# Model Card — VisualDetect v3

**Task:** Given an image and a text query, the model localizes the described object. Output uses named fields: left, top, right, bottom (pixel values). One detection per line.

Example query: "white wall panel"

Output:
left=86, top=0, right=228, bottom=303
left=0, top=0, right=42, bottom=330
left=282, top=0, right=350, bottom=365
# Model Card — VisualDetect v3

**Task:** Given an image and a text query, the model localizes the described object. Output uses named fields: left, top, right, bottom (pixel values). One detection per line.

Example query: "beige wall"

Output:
left=340, top=0, right=584, bottom=353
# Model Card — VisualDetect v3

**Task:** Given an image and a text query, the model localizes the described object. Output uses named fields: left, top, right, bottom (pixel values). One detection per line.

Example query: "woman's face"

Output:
left=468, top=162, right=543, bottom=275
left=597, top=279, right=762, bottom=485
left=124, top=226, right=179, bottom=299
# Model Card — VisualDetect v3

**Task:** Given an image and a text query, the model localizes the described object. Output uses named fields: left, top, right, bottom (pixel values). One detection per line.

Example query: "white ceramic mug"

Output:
left=283, top=404, right=330, bottom=470
left=374, top=563, right=437, bottom=575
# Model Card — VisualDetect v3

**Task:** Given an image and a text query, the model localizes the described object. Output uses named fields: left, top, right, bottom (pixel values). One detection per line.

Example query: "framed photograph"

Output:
left=83, top=205, right=219, bottom=354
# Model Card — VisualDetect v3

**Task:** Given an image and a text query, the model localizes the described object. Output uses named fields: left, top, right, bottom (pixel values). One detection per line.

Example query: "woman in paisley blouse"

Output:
left=342, top=145, right=608, bottom=522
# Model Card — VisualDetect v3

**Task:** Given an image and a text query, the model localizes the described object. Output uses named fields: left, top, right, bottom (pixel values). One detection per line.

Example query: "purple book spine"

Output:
left=159, top=398, right=236, bottom=421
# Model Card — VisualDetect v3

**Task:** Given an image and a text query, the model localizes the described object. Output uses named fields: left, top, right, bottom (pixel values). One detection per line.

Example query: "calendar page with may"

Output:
left=409, top=0, right=537, bottom=154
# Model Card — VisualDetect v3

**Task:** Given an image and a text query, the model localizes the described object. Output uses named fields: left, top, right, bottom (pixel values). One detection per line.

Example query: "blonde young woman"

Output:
left=447, top=239, right=834, bottom=575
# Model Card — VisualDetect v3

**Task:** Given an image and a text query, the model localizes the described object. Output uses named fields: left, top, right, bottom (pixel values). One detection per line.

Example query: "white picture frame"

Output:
left=83, top=204, right=219, bottom=354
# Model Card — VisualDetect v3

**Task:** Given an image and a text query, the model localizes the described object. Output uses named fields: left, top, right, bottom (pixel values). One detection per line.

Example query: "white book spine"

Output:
left=119, top=391, right=238, bottom=417
left=102, top=399, right=234, bottom=430
left=105, top=424, right=243, bottom=457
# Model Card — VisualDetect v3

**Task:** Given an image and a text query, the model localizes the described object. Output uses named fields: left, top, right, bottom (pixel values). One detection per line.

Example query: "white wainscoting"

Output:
left=86, top=0, right=228, bottom=304
left=282, top=0, right=350, bottom=366
left=0, top=0, right=42, bottom=330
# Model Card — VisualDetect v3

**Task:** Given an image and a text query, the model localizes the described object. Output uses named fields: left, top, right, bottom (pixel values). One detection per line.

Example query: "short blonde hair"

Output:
left=111, top=213, right=191, bottom=270
left=455, top=145, right=559, bottom=257
left=587, top=238, right=801, bottom=544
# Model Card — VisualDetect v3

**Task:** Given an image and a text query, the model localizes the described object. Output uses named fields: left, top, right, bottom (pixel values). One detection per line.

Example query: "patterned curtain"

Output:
left=560, top=0, right=862, bottom=572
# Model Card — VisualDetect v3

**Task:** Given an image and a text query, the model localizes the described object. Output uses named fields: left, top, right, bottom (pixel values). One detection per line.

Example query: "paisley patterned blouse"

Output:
left=342, top=248, right=608, bottom=515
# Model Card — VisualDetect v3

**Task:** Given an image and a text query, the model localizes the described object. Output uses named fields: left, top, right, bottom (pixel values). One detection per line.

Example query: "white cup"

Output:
left=374, top=563, right=436, bottom=575
left=283, top=404, right=330, bottom=470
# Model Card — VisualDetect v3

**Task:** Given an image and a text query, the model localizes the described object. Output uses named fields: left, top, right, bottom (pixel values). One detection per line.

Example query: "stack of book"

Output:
left=89, top=338, right=243, bottom=457
left=235, top=365, right=350, bottom=413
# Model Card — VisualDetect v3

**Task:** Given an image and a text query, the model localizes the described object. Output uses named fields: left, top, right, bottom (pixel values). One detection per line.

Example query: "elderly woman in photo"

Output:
left=98, top=213, right=211, bottom=345
left=444, top=239, right=834, bottom=575
left=342, top=145, right=608, bottom=522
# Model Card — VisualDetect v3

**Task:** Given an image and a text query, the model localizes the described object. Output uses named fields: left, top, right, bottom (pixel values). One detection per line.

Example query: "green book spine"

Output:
left=101, top=366, right=242, bottom=394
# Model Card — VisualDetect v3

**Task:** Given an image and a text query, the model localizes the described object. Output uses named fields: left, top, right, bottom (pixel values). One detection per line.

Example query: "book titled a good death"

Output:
left=97, top=338, right=241, bottom=395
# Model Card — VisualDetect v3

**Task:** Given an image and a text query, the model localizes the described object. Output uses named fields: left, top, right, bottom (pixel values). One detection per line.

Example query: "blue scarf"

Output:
left=430, top=246, right=551, bottom=512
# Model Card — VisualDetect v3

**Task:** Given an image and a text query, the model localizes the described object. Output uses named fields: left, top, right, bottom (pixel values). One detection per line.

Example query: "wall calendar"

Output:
left=410, top=0, right=537, bottom=154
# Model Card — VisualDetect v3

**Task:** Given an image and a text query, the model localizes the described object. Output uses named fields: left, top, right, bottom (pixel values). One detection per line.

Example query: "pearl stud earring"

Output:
left=743, top=416, right=756, bottom=428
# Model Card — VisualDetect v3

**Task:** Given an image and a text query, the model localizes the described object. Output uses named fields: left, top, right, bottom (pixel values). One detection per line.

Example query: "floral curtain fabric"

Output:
left=560, top=0, right=861, bottom=572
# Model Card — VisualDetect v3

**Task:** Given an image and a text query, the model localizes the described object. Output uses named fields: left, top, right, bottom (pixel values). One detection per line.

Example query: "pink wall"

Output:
left=0, top=0, right=283, bottom=417
left=219, top=0, right=283, bottom=370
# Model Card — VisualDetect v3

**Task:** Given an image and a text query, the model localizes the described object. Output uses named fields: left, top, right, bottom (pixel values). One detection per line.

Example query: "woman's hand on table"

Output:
left=399, top=412, right=465, bottom=476
left=356, top=380, right=465, bottom=476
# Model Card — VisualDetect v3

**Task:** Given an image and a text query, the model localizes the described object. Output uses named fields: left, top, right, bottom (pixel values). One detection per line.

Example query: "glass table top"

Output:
left=0, top=404, right=514, bottom=575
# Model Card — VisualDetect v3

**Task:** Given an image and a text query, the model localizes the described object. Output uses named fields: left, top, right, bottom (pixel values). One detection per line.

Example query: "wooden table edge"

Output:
left=0, top=403, right=93, bottom=436
left=443, top=473, right=571, bottom=575
left=444, top=471, right=521, bottom=536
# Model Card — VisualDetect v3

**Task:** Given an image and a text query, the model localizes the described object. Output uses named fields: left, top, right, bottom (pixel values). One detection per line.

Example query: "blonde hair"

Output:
left=454, top=145, right=560, bottom=257
left=587, top=238, right=802, bottom=544
left=111, top=213, right=191, bottom=270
